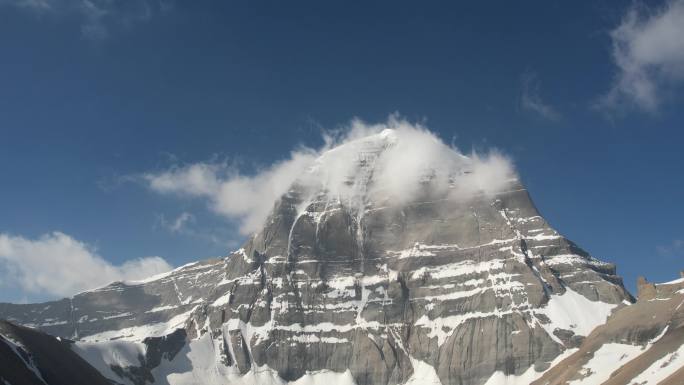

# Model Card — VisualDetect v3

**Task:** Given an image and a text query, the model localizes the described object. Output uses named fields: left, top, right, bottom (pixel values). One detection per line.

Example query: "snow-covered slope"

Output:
left=0, top=129, right=639, bottom=385
left=532, top=275, right=684, bottom=385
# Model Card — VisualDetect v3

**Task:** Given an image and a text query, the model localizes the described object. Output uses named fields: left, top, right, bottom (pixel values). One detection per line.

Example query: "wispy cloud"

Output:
left=657, top=239, right=684, bottom=257
left=159, top=211, right=194, bottom=233
left=143, top=117, right=517, bottom=235
left=154, top=212, right=240, bottom=249
left=0, top=0, right=172, bottom=40
left=0, top=231, right=172, bottom=299
left=597, top=0, right=684, bottom=113
left=520, top=71, right=561, bottom=121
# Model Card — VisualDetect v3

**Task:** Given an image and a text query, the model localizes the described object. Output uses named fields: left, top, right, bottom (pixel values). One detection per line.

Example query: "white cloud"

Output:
left=145, top=151, right=318, bottom=235
left=520, top=71, right=561, bottom=121
left=144, top=117, right=517, bottom=235
left=0, top=231, right=172, bottom=298
left=0, top=0, right=172, bottom=40
left=598, top=0, right=684, bottom=112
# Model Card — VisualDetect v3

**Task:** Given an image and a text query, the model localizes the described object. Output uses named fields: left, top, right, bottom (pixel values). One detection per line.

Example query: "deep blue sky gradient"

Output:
left=1, top=1, right=682, bottom=302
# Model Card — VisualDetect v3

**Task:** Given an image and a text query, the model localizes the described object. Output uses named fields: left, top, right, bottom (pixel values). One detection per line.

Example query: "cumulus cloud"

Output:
left=144, top=118, right=517, bottom=236
left=520, top=71, right=561, bottom=121
left=0, top=0, right=172, bottom=39
left=146, top=150, right=318, bottom=235
left=0, top=231, right=172, bottom=298
left=597, top=0, right=684, bottom=112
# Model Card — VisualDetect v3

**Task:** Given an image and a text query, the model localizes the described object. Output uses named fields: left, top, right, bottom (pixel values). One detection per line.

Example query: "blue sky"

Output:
left=0, top=0, right=683, bottom=303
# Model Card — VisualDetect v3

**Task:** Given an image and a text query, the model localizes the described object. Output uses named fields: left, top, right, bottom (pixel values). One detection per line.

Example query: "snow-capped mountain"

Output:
left=1, top=129, right=679, bottom=385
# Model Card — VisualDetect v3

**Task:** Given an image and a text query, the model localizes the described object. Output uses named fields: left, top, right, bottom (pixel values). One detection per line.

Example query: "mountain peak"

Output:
left=296, top=126, right=517, bottom=219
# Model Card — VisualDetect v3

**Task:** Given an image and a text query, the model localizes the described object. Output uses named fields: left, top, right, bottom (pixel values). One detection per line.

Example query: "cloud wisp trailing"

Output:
left=0, top=0, right=172, bottom=40
left=0, top=231, right=172, bottom=299
left=520, top=71, right=561, bottom=121
left=597, top=0, right=684, bottom=113
left=144, top=118, right=517, bottom=235
left=155, top=212, right=238, bottom=248
left=158, top=211, right=195, bottom=233
left=657, top=239, right=684, bottom=258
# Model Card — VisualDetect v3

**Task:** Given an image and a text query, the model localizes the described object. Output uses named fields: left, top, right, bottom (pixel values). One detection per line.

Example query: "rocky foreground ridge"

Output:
left=532, top=274, right=684, bottom=385
left=0, top=319, right=111, bottom=385
left=1, top=129, right=679, bottom=385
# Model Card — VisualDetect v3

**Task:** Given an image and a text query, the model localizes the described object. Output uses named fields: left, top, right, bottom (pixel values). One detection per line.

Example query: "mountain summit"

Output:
left=1, top=129, right=637, bottom=385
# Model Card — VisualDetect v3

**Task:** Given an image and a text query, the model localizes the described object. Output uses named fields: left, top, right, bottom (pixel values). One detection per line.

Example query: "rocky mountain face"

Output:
left=0, top=129, right=656, bottom=385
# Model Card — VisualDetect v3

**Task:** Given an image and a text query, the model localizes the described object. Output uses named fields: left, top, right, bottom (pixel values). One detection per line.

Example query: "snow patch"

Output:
left=289, top=369, right=357, bottom=385
left=662, top=277, right=684, bottom=285
left=483, top=348, right=577, bottom=385
left=537, top=287, right=616, bottom=338
left=630, top=341, right=684, bottom=384
left=415, top=310, right=515, bottom=346
left=405, top=358, right=442, bottom=384
left=211, top=293, right=231, bottom=307
left=147, top=305, right=180, bottom=313
left=73, top=340, right=146, bottom=385
left=122, top=261, right=199, bottom=285
left=568, top=343, right=643, bottom=385
left=80, top=307, right=196, bottom=342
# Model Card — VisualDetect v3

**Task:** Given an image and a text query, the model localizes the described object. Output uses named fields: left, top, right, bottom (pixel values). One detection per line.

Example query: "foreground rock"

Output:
left=0, top=319, right=111, bottom=385
left=532, top=275, right=684, bottom=385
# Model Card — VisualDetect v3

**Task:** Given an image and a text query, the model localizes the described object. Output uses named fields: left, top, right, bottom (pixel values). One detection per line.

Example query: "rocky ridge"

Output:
left=533, top=274, right=684, bottom=385
left=0, top=319, right=111, bottom=385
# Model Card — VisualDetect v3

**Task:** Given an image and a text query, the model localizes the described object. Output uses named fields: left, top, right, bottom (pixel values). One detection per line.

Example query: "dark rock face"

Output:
left=0, top=131, right=633, bottom=385
left=0, top=319, right=112, bottom=385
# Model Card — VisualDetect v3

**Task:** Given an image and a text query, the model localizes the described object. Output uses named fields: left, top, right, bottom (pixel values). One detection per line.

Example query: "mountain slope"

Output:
left=532, top=275, right=684, bottom=385
left=0, top=129, right=634, bottom=385
left=0, top=319, right=112, bottom=385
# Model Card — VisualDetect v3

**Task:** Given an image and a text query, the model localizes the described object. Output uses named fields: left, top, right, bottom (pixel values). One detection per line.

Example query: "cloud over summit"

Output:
left=144, top=118, right=517, bottom=235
